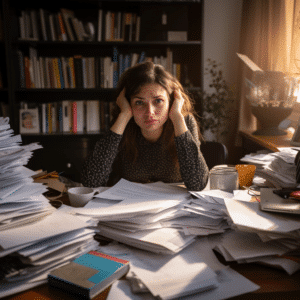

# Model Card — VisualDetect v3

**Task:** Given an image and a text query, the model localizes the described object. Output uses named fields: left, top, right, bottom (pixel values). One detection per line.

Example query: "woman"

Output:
left=81, top=62, right=209, bottom=191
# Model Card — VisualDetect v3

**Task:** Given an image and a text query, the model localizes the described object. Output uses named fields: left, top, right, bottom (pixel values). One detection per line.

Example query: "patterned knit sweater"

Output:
left=81, top=114, right=209, bottom=191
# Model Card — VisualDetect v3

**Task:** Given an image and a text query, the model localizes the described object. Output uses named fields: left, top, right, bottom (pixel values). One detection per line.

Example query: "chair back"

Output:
left=200, top=141, right=228, bottom=170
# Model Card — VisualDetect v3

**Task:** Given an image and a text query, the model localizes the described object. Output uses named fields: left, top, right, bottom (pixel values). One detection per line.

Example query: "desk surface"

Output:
left=3, top=257, right=300, bottom=300
left=3, top=194, right=300, bottom=300
left=239, top=129, right=294, bottom=152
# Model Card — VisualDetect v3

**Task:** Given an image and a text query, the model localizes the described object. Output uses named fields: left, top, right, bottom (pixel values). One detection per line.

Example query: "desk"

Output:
left=3, top=256, right=300, bottom=300
left=239, top=129, right=294, bottom=153
left=3, top=194, right=300, bottom=300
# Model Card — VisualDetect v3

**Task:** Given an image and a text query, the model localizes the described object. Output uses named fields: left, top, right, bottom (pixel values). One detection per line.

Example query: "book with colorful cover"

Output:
left=48, top=251, right=130, bottom=299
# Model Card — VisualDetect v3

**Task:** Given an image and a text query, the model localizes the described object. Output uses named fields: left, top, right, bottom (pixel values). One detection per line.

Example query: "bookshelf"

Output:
left=0, top=2, right=9, bottom=118
left=2, top=0, right=203, bottom=181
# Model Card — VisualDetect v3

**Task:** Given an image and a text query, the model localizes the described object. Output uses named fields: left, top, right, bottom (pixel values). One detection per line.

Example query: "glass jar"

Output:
left=209, top=166, right=239, bottom=193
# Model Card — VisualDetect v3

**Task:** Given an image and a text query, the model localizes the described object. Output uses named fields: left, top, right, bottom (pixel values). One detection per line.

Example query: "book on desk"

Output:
left=48, top=250, right=130, bottom=299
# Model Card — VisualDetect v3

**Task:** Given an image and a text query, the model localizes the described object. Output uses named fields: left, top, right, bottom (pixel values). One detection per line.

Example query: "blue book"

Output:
left=113, top=47, right=119, bottom=88
left=57, top=58, right=65, bottom=89
left=48, top=251, right=130, bottom=299
left=138, top=51, right=146, bottom=64
left=124, top=54, right=131, bottom=71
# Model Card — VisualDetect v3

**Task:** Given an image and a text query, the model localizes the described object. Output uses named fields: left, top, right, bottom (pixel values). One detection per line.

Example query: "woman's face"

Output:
left=131, top=83, right=170, bottom=138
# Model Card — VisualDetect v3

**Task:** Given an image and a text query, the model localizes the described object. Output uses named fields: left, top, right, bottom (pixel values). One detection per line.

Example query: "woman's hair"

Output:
left=111, top=61, right=200, bottom=164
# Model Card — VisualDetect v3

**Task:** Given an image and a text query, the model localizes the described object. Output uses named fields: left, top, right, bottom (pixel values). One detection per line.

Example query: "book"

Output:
left=86, top=100, right=100, bottom=133
left=62, top=100, right=71, bottom=133
left=76, top=101, right=85, bottom=133
left=57, top=12, right=68, bottom=41
left=60, top=8, right=75, bottom=41
left=73, top=55, right=83, bottom=88
left=72, top=101, right=77, bottom=133
left=97, top=9, right=103, bottom=41
left=48, top=250, right=130, bottom=299
left=39, top=8, right=48, bottom=41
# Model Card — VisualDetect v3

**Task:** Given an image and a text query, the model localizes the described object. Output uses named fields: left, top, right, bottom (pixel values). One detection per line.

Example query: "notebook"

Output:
left=260, top=188, right=300, bottom=215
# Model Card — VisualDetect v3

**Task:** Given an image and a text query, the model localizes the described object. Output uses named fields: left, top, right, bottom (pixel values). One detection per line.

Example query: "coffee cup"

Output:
left=68, top=187, right=99, bottom=207
left=235, top=164, right=256, bottom=188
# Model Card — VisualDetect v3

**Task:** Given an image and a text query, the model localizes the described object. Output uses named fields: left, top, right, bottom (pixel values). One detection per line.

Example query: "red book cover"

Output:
left=72, top=101, right=77, bottom=133
left=24, top=56, right=32, bottom=89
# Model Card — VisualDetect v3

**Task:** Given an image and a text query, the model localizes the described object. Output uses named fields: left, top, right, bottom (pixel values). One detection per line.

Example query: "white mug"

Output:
left=68, top=187, right=99, bottom=207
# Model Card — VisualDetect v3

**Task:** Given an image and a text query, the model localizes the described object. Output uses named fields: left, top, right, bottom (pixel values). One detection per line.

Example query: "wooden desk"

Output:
left=3, top=258, right=300, bottom=300
left=3, top=194, right=300, bottom=300
left=239, top=129, right=294, bottom=153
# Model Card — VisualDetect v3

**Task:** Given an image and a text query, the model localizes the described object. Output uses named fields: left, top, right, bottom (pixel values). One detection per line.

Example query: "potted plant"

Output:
left=199, top=58, right=235, bottom=142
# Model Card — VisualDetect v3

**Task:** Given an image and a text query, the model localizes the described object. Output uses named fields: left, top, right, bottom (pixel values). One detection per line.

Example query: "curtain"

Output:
left=236, top=0, right=296, bottom=143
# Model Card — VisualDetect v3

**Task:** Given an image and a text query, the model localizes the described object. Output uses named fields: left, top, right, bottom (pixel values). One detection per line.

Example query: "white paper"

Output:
left=224, top=198, right=300, bottom=233
left=0, top=211, right=89, bottom=249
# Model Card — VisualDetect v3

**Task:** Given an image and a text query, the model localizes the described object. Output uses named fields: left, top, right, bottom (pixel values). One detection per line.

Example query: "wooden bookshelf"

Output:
left=2, top=0, right=203, bottom=181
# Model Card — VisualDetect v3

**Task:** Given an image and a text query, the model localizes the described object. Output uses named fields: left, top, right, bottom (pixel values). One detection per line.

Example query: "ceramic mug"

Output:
left=235, top=164, right=256, bottom=188
left=68, top=187, right=99, bottom=207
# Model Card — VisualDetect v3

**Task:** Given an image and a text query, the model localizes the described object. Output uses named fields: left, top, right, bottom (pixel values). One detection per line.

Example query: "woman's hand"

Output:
left=116, top=88, right=133, bottom=119
left=110, top=88, right=132, bottom=135
left=169, top=89, right=185, bottom=122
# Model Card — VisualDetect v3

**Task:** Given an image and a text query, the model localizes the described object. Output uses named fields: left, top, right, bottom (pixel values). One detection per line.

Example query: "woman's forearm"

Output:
left=171, top=114, right=188, bottom=137
left=110, top=112, right=132, bottom=135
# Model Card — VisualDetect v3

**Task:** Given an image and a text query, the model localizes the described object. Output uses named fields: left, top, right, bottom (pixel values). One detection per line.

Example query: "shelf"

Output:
left=13, top=40, right=201, bottom=47
left=21, top=132, right=104, bottom=138
left=15, top=88, right=116, bottom=101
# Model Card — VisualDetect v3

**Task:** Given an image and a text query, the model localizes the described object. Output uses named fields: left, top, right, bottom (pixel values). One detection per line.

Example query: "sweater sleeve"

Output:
left=174, top=114, right=209, bottom=191
left=81, top=130, right=123, bottom=187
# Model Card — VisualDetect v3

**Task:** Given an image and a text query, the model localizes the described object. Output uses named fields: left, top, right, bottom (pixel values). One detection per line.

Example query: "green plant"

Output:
left=199, top=58, right=235, bottom=141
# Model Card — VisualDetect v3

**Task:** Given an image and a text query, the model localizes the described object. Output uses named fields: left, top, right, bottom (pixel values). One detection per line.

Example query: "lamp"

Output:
left=246, top=71, right=299, bottom=136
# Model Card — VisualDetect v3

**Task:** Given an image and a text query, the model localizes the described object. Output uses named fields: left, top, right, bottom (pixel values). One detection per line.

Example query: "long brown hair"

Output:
left=111, top=61, right=200, bottom=164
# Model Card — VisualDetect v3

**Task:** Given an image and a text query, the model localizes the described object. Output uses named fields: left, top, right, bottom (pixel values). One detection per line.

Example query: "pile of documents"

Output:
left=208, top=190, right=300, bottom=275
left=56, top=180, right=262, bottom=299
left=240, top=147, right=300, bottom=188
left=62, top=179, right=234, bottom=255
left=98, top=239, right=259, bottom=300
left=0, top=117, right=99, bottom=298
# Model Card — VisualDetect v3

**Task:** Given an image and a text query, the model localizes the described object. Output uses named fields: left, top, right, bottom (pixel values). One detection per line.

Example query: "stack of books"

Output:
left=17, top=47, right=180, bottom=89
left=18, top=8, right=140, bottom=42
left=19, top=100, right=113, bottom=135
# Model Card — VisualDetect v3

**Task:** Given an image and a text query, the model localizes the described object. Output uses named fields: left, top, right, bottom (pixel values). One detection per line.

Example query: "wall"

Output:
left=202, top=0, right=244, bottom=163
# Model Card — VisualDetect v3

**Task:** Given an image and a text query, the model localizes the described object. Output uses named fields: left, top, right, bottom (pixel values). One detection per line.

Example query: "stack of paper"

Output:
left=0, top=211, right=100, bottom=298
left=65, top=179, right=235, bottom=254
left=97, top=239, right=259, bottom=300
left=211, top=196, right=300, bottom=274
left=0, top=117, right=99, bottom=298
left=240, top=147, right=300, bottom=188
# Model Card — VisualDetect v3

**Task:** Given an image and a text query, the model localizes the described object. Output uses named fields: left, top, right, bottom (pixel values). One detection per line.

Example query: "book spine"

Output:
left=61, top=9, right=75, bottom=41
left=76, top=101, right=84, bottom=133
left=72, top=101, right=77, bottom=133
left=17, top=50, right=26, bottom=88
left=57, top=13, right=68, bottom=41
left=112, top=47, right=118, bottom=88
left=73, top=55, right=83, bottom=88
left=57, top=58, right=65, bottom=89
left=24, top=56, right=32, bottom=89
left=69, top=57, right=76, bottom=88
left=42, top=103, right=46, bottom=133
left=97, top=9, right=103, bottom=42
left=52, top=58, right=61, bottom=88
left=48, top=277, right=90, bottom=299
left=49, top=14, right=57, bottom=41
left=62, top=100, right=70, bottom=133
